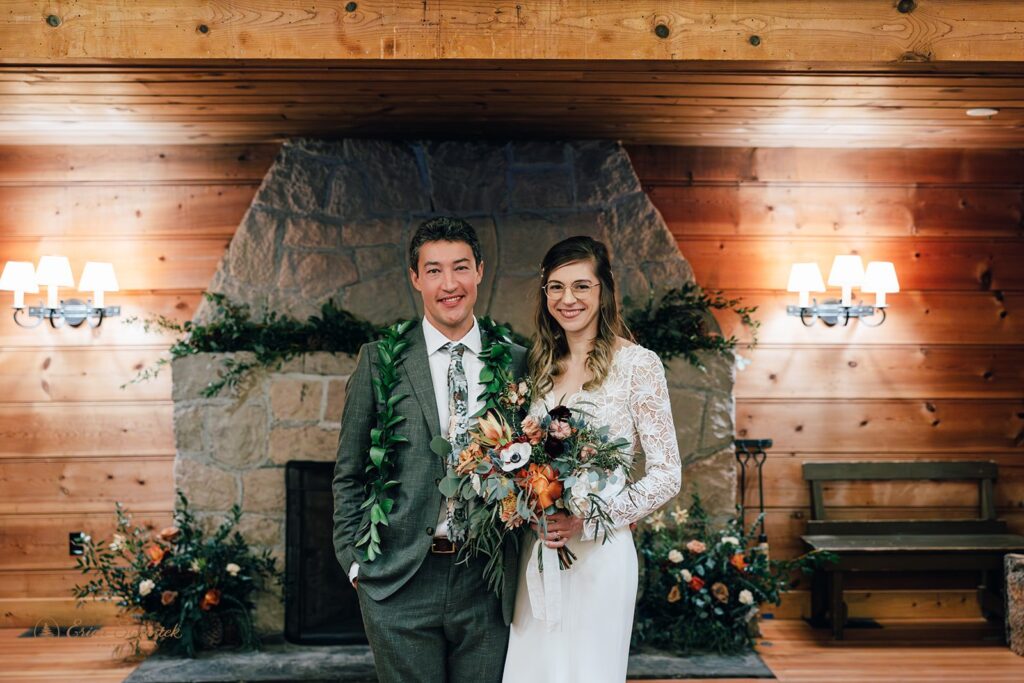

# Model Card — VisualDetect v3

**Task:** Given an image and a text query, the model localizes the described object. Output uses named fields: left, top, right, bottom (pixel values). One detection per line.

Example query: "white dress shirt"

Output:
left=349, top=316, right=484, bottom=584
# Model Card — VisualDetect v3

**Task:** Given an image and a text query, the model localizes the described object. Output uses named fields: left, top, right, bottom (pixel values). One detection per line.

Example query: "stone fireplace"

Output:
left=172, top=138, right=736, bottom=635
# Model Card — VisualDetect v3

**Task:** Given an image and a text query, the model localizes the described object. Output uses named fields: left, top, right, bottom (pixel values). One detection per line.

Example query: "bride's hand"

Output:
left=533, top=511, right=583, bottom=548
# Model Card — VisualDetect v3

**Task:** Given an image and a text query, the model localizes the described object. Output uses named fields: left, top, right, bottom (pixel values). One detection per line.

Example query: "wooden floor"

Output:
left=0, top=620, right=1021, bottom=682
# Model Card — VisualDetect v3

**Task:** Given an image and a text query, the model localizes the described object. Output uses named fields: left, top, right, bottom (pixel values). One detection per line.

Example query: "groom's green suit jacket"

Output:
left=332, top=321, right=528, bottom=624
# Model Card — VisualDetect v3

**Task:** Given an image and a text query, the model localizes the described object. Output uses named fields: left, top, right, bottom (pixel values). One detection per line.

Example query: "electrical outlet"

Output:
left=69, top=531, right=90, bottom=556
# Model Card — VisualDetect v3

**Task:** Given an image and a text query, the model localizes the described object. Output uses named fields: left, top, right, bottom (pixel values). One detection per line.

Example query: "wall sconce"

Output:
left=786, top=255, right=899, bottom=327
left=0, top=256, right=120, bottom=328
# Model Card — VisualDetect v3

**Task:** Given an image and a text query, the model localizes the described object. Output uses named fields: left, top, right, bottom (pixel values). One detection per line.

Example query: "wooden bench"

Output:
left=801, top=461, right=1024, bottom=639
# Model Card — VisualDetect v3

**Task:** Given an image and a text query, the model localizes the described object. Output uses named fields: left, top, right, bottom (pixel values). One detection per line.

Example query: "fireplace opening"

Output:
left=285, top=461, right=367, bottom=644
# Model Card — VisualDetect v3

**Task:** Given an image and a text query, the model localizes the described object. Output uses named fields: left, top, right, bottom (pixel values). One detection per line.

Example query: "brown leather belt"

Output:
left=430, top=538, right=458, bottom=555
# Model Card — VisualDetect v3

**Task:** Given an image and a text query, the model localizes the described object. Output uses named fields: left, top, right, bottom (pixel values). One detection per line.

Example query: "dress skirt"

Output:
left=502, top=527, right=637, bottom=683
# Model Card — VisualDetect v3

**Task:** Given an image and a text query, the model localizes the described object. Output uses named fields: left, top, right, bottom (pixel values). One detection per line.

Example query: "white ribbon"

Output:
left=525, top=539, right=562, bottom=632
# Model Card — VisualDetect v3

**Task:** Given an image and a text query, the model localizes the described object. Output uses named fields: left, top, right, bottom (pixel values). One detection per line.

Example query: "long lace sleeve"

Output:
left=584, top=348, right=682, bottom=539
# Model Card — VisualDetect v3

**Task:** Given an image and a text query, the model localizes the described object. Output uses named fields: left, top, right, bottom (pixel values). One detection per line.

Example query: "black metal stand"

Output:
left=735, top=438, right=772, bottom=545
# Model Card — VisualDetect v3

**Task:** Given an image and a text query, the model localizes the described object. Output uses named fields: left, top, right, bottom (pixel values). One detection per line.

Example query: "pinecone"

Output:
left=198, top=613, right=224, bottom=649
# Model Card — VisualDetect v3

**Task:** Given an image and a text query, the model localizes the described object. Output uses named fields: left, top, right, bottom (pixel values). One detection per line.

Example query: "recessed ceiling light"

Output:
left=966, top=107, right=999, bottom=117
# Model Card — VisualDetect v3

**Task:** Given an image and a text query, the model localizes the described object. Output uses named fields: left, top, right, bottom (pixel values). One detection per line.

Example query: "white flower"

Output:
left=499, top=442, right=532, bottom=472
left=138, top=579, right=155, bottom=597
left=668, top=549, right=684, bottom=564
left=190, top=559, right=201, bottom=573
left=648, top=511, right=666, bottom=532
left=721, top=536, right=740, bottom=546
left=670, top=507, right=689, bottom=525
left=226, top=563, right=241, bottom=577
left=681, top=569, right=693, bottom=583
left=570, top=478, right=590, bottom=500
left=735, top=353, right=752, bottom=371
left=109, top=533, right=126, bottom=552
left=738, top=589, right=755, bottom=605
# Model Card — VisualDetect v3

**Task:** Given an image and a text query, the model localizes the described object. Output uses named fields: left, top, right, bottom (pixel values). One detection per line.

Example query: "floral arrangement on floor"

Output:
left=632, top=495, right=832, bottom=655
left=72, top=493, right=280, bottom=658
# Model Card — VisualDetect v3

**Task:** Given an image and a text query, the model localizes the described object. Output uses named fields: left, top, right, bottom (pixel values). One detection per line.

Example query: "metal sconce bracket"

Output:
left=17, top=299, right=121, bottom=328
left=786, top=298, right=886, bottom=328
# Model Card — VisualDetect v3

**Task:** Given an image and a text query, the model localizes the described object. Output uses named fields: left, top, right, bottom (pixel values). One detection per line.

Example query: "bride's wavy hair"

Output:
left=529, top=236, right=632, bottom=396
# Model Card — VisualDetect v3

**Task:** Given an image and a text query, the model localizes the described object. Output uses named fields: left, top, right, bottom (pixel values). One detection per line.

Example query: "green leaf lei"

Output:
left=357, top=316, right=520, bottom=562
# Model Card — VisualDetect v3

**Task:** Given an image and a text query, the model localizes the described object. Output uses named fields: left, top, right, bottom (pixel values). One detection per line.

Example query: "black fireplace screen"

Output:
left=285, top=461, right=367, bottom=644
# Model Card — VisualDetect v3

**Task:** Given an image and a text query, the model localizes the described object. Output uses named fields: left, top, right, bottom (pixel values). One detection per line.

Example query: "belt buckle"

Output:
left=431, top=539, right=457, bottom=555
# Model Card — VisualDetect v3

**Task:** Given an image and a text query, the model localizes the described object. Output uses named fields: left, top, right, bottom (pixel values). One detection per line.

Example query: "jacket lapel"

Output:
left=402, top=323, right=441, bottom=441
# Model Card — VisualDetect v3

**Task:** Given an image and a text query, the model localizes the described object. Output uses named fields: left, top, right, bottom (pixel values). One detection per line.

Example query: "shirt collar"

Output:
left=421, top=316, right=482, bottom=356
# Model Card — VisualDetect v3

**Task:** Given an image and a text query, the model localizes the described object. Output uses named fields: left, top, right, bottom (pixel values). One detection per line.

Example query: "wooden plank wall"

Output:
left=631, top=146, right=1024, bottom=616
left=3, top=142, right=1022, bottom=625
left=0, top=144, right=277, bottom=627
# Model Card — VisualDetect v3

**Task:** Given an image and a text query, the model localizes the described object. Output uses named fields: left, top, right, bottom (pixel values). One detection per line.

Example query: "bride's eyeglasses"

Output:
left=542, top=281, right=600, bottom=299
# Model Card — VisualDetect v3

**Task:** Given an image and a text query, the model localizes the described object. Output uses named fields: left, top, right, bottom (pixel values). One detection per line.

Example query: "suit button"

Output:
left=425, top=527, right=435, bottom=536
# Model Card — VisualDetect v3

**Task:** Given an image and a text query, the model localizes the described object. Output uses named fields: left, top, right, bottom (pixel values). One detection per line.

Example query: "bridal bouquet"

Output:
left=437, top=389, right=631, bottom=594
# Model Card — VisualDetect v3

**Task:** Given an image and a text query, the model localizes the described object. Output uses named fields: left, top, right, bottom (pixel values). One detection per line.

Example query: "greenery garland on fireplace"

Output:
left=127, top=285, right=757, bottom=397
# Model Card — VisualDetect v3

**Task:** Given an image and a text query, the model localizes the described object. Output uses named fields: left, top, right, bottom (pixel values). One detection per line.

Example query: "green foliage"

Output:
left=626, top=283, right=759, bottom=368
left=72, top=492, right=280, bottom=658
left=127, top=283, right=757, bottom=396
left=632, top=494, right=833, bottom=655
left=124, top=293, right=377, bottom=397
left=356, top=319, right=415, bottom=562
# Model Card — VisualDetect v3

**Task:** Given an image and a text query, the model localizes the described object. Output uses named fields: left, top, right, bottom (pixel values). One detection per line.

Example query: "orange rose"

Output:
left=144, top=544, right=166, bottom=566
left=199, top=588, right=221, bottom=611
left=161, top=590, right=178, bottom=606
left=667, top=585, right=682, bottom=603
left=157, top=526, right=180, bottom=542
left=688, top=576, right=705, bottom=591
left=519, top=463, right=563, bottom=511
left=729, top=553, right=748, bottom=571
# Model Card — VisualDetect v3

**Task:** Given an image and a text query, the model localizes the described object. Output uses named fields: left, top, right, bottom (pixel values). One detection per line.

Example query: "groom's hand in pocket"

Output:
left=534, top=511, right=583, bottom=548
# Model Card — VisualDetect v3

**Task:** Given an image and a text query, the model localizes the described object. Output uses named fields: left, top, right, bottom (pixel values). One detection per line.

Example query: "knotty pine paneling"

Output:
left=0, top=145, right=273, bottom=624
left=637, top=146, right=1024, bottom=604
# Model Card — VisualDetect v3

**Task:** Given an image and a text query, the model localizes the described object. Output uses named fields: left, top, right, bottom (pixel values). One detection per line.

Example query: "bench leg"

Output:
left=810, top=570, right=828, bottom=627
left=830, top=570, right=846, bottom=640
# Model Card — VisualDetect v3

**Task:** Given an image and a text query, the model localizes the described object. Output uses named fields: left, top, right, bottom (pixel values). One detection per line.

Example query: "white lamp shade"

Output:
left=78, top=261, right=119, bottom=293
left=786, top=263, right=825, bottom=293
left=0, top=261, right=39, bottom=293
left=827, top=254, right=865, bottom=287
left=862, top=261, right=900, bottom=294
left=36, top=255, right=75, bottom=287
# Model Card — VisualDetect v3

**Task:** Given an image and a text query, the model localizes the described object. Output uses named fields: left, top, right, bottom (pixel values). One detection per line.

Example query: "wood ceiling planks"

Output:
left=1, top=1, right=1022, bottom=62
left=1, top=62, right=1022, bottom=147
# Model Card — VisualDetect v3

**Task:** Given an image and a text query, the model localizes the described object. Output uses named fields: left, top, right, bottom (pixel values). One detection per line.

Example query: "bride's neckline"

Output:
left=545, top=343, right=635, bottom=404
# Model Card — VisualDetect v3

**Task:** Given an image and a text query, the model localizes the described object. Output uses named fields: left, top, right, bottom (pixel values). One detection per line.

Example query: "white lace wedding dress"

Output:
left=502, top=344, right=682, bottom=683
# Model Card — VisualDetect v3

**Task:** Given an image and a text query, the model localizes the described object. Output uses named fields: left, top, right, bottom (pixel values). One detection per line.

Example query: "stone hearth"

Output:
left=173, top=139, right=737, bottom=635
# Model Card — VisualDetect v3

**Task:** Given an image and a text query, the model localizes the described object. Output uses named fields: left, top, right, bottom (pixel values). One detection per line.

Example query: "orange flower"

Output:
left=144, top=544, right=166, bottom=566
left=456, top=443, right=483, bottom=475
left=519, top=463, right=563, bottom=511
left=160, top=590, right=178, bottom=606
left=688, top=576, right=705, bottom=591
left=199, top=588, right=221, bottom=611
left=730, top=553, right=748, bottom=571
left=475, top=412, right=512, bottom=448
left=711, top=582, right=730, bottom=603
left=667, top=585, right=682, bottom=603
left=156, top=526, right=180, bottom=542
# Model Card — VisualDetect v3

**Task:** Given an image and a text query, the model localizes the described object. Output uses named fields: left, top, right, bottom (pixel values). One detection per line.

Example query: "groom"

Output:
left=333, top=217, right=527, bottom=682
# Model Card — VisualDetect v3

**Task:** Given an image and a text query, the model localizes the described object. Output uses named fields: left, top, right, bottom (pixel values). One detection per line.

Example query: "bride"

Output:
left=503, top=236, right=682, bottom=682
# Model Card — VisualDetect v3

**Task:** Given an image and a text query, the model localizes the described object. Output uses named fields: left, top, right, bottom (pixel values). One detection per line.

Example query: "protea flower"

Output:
left=474, top=412, right=512, bottom=448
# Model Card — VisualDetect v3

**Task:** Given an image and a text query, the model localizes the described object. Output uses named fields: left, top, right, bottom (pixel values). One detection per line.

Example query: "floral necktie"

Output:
left=444, top=342, right=470, bottom=542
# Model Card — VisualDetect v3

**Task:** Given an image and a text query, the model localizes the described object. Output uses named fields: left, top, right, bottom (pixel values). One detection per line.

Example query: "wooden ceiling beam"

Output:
left=1, top=1, right=1023, bottom=63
